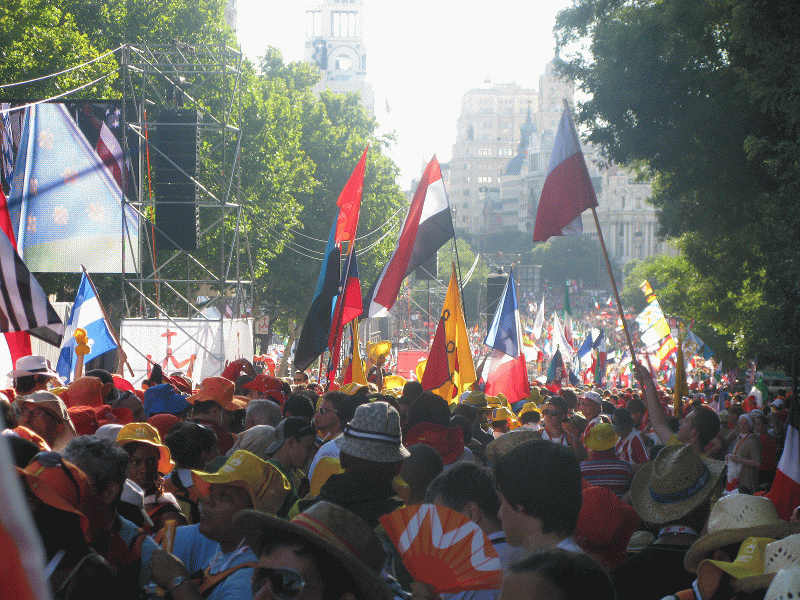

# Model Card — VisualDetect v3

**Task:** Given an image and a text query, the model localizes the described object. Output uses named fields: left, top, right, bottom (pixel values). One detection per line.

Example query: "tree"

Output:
left=554, top=0, right=800, bottom=384
left=530, top=234, right=603, bottom=289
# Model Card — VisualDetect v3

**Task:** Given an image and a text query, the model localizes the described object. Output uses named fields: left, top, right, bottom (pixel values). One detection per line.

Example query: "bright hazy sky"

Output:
left=236, top=1, right=573, bottom=188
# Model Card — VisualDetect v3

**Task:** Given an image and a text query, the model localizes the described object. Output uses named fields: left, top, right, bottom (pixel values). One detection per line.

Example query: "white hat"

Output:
left=583, top=391, right=602, bottom=405
left=8, top=355, right=63, bottom=381
left=773, top=399, right=785, bottom=408
left=765, top=566, right=800, bottom=600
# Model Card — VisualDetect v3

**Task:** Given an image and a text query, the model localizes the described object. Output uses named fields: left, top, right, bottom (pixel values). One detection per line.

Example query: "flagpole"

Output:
left=589, top=208, right=636, bottom=360
left=81, top=265, right=135, bottom=377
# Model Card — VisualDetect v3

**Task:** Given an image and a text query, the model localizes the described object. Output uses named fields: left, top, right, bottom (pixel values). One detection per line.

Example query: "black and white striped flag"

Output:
left=0, top=232, right=64, bottom=346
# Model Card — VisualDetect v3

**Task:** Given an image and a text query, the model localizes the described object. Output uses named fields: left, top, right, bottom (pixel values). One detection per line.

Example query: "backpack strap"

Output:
left=195, top=562, right=258, bottom=597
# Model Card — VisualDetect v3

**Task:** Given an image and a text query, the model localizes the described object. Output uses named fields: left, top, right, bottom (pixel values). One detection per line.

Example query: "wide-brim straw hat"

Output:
left=631, top=444, right=725, bottom=524
left=732, top=534, right=800, bottom=594
left=485, top=428, right=542, bottom=465
left=8, top=355, right=63, bottom=381
left=685, top=494, right=800, bottom=572
left=383, top=374, right=406, bottom=391
left=236, top=501, right=393, bottom=600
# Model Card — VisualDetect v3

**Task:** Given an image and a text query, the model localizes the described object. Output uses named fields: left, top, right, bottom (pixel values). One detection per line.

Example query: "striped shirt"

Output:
left=615, top=430, right=649, bottom=465
left=580, top=454, right=634, bottom=496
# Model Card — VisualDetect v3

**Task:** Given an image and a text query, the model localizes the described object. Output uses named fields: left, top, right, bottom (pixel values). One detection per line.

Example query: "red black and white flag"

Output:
left=362, top=156, right=454, bottom=318
left=768, top=394, right=800, bottom=520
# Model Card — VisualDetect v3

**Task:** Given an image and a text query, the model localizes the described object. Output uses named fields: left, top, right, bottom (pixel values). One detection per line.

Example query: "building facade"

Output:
left=452, top=60, right=675, bottom=266
left=303, top=0, right=374, bottom=114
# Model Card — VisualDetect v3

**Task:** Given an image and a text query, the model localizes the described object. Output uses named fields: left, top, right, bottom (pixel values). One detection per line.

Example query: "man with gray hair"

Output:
left=63, top=435, right=160, bottom=592
left=244, top=398, right=283, bottom=429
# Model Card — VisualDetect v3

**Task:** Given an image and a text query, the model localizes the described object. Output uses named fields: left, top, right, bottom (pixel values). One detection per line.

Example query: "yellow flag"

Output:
left=431, top=264, right=476, bottom=403
left=350, top=319, right=368, bottom=385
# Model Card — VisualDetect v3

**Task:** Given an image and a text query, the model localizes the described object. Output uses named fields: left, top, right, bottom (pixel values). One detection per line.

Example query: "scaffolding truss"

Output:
left=119, top=42, right=253, bottom=324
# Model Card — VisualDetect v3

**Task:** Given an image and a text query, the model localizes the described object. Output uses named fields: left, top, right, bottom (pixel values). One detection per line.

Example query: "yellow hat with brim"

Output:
left=339, top=383, right=367, bottom=396
left=492, top=407, right=515, bottom=422
left=584, top=422, right=620, bottom=452
left=383, top=375, right=406, bottom=391
left=461, top=390, right=492, bottom=410
left=367, top=340, right=392, bottom=361
left=697, top=537, right=774, bottom=600
left=517, top=402, right=540, bottom=418
left=497, top=393, right=510, bottom=408
left=415, top=359, right=426, bottom=383
left=116, top=422, right=174, bottom=474
left=192, top=449, right=290, bottom=515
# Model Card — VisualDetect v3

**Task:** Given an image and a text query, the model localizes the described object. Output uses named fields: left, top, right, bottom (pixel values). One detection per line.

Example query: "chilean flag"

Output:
left=533, top=101, right=598, bottom=242
left=363, top=156, right=454, bottom=318
left=484, top=268, right=530, bottom=403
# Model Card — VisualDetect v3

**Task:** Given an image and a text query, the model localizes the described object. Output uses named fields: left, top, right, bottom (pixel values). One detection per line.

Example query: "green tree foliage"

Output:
left=530, top=234, right=603, bottom=289
left=554, top=0, right=800, bottom=379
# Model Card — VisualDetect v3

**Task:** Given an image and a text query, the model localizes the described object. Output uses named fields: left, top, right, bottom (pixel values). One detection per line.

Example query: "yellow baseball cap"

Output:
left=192, top=450, right=291, bottom=515
left=116, top=422, right=174, bottom=474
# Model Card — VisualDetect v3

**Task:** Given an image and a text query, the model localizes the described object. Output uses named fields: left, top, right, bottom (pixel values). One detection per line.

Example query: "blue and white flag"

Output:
left=1, top=103, right=14, bottom=188
left=56, top=273, right=117, bottom=383
left=7, top=103, right=138, bottom=273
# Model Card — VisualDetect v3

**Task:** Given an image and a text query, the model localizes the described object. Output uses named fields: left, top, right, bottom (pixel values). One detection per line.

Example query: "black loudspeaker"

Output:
left=485, top=274, right=508, bottom=325
left=153, top=109, right=200, bottom=251
left=415, top=252, right=438, bottom=281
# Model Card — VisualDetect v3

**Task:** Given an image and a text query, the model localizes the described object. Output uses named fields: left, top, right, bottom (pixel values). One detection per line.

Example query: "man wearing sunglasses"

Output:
left=236, top=500, right=394, bottom=600
left=312, top=392, right=345, bottom=442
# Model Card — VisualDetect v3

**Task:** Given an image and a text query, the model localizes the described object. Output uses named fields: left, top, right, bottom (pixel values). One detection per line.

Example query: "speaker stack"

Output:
left=152, top=109, right=200, bottom=251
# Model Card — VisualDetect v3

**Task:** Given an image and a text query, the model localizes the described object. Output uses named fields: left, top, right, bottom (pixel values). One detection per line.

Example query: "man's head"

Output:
left=493, top=440, right=582, bottom=549
left=625, top=398, right=645, bottom=428
left=542, top=396, right=568, bottom=432
left=187, top=376, right=246, bottom=424
left=62, top=435, right=129, bottom=525
left=164, top=421, right=220, bottom=469
left=335, top=401, right=410, bottom=468
left=293, top=370, right=309, bottom=387
left=313, top=392, right=346, bottom=434
left=8, top=355, right=62, bottom=395
left=245, top=398, right=283, bottom=429
left=283, top=394, right=315, bottom=420
left=237, top=501, right=393, bottom=600
left=425, top=462, right=502, bottom=534
left=193, top=450, right=291, bottom=545
left=577, top=392, right=602, bottom=421
left=266, top=417, right=317, bottom=469
left=400, top=444, right=444, bottom=505
left=85, top=369, right=118, bottom=403
left=677, top=405, right=721, bottom=449
left=16, top=392, right=77, bottom=450
left=612, top=407, right=634, bottom=437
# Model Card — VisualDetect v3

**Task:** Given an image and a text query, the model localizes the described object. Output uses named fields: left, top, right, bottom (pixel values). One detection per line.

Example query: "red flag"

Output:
left=335, top=146, right=368, bottom=245
left=420, top=316, right=451, bottom=392
left=0, top=187, right=32, bottom=363
left=533, top=102, right=598, bottom=242
left=327, top=247, right=362, bottom=356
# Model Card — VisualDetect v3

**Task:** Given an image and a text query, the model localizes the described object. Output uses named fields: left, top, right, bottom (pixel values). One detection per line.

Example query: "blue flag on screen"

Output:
left=7, top=103, right=138, bottom=273
left=57, top=273, right=117, bottom=383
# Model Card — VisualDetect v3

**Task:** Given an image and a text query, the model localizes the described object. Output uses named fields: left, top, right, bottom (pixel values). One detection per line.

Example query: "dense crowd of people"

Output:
left=1, top=350, right=799, bottom=600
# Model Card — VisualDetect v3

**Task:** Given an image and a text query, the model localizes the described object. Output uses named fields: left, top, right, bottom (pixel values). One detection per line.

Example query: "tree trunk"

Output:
left=277, top=318, right=302, bottom=378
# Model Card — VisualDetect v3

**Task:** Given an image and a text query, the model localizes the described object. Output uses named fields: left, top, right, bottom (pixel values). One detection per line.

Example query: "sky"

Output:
left=236, top=1, right=573, bottom=188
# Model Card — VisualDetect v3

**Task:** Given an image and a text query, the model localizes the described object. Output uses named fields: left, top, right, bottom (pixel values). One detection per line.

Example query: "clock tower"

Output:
left=304, top=0, right=374, bottom=114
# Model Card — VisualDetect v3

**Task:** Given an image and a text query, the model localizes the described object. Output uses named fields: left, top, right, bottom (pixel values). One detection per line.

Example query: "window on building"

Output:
left=306, top=11, right=322, bottom=37
left=334, top=54, right=352, bottom=70
left=331, top=11, right=357, bottom=37
left=478, top=148, right=491, bottom=156
left=483, top=121, right=493, bottom=128
left=467, top=125, right=474, bottom=140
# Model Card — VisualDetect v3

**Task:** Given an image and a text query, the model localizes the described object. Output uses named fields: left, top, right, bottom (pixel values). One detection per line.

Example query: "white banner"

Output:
left=120, top=318, right=253, bottom=386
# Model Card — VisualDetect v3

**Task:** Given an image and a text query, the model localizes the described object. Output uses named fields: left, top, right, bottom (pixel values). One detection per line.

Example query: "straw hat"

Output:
left=367, top=340, right=392, bottom=362
left=116, top=422, right=175, bottom=474
left=235, top=501, right=393, bottom=600
left=630, top=444, right=726, bottom=524
left=15, top=391, right=77, bottom=451
left=192, top=450, right=290, bottom=515
left=584, top=422, right=620, bottom=452
left=765, top=566, right=800, bottom=600
left=339, top=382, right=367, bottom=396
left=335, top=401, right=410, bottom=463
left=627, top=530, right=655, bottom=553
left=485, top=428, right=542, bottom=465
left=492, top=406, right=516, bottom=423
left=186, top=376, right=246, bottom=411
left=685, top=494, right=800, bottom=572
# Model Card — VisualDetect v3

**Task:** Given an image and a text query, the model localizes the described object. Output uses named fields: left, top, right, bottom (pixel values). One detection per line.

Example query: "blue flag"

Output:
left=7, top=103, right=138, bottom=273
left=57, top=273, right=117, bottom=383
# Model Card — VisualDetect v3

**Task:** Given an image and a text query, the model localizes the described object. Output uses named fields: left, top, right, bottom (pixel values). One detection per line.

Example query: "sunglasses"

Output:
left=252, top=567, right=306, bottom=600
left=317, top=406, right=337, bottom=417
